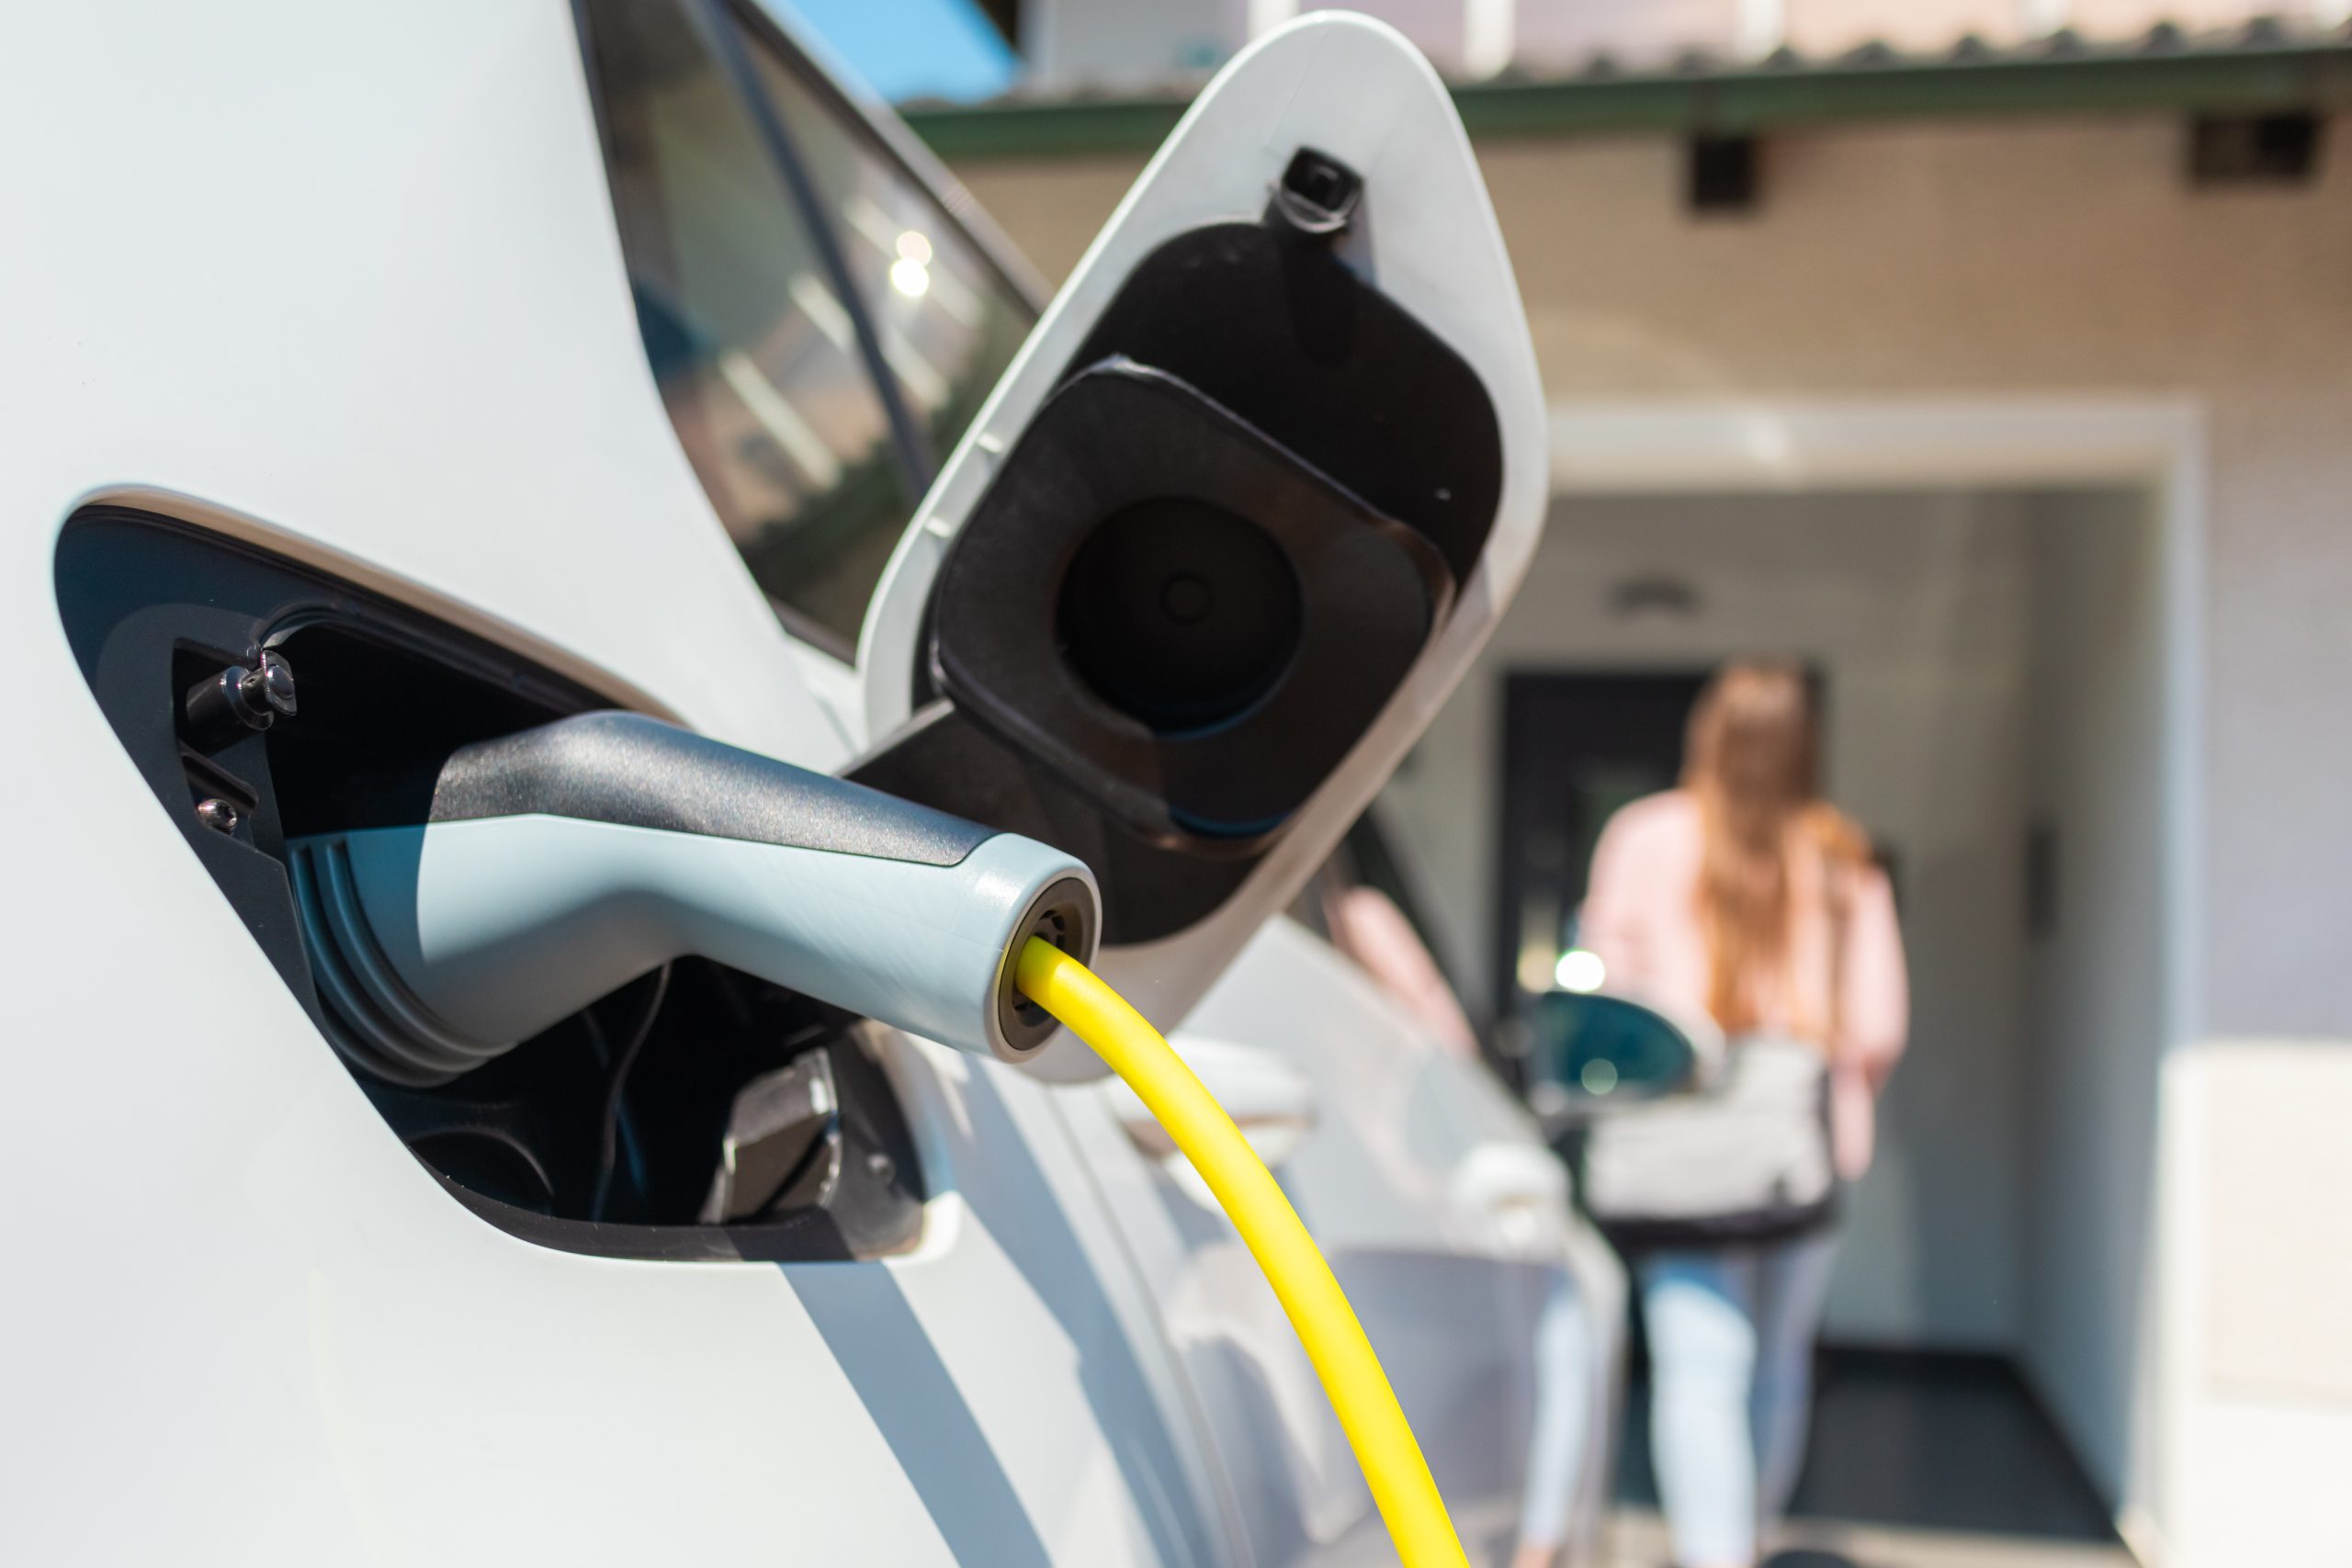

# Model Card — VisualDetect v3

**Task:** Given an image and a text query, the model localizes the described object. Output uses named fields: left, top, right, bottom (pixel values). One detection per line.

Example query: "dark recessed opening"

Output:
left=1272, top=146, right=1363, bottom=235
left=1057, top=497, right=1304, bottom=736
left=1689, top=134, right=1760, bottom=213
left=2189, top=113, right=2321, bottom=186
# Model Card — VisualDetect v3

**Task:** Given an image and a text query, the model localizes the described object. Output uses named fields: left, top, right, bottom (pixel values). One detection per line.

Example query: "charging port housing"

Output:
left=57, top=508, right=926, bottom=1261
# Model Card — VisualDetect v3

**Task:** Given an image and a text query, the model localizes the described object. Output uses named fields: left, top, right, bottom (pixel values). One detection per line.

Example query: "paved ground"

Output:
left=1604, top=1507, right=2138, bottom=1568
left=1599, top=1349, right=2137, bottom=1568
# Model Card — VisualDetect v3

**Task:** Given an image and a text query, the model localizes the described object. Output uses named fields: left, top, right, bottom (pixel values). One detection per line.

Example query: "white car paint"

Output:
left=6, top=5, right=1611, bottom=1565
left=1068, top=917, right=1625, bottom=1566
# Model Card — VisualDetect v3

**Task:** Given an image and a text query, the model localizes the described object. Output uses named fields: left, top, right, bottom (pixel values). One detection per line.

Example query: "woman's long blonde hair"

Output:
left=1681, top=660, right=1867, bottom=1035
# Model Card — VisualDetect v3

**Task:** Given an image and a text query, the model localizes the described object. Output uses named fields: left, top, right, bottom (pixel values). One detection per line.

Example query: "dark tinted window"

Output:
left=744, top=40, right=1034, bottom=466
left=582, top=0, right=1031, bottom=660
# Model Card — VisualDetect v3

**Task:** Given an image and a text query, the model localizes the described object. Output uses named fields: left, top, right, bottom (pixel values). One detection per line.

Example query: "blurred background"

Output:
left=791, top=4, right=2349, bottom=1563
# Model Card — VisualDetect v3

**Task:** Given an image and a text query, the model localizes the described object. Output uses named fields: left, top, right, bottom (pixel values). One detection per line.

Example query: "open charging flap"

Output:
left=853, top=14, right=1548, bottom=1070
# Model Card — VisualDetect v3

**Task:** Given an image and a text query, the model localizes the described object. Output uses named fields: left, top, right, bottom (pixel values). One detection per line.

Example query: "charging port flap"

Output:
left=853, top=13, right=1547, bottom=1043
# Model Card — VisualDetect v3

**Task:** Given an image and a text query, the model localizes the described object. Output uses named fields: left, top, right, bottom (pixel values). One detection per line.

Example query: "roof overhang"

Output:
left=904, top=37, right=2352, bottom=162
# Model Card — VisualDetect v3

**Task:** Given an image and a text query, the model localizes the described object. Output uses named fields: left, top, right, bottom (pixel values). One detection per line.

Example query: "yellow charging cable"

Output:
left=1015, top=938, right=1469, bottom=1568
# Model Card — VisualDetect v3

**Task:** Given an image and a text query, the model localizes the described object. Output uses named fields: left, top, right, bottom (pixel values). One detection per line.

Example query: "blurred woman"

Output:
left=1578, top=660, right=1907, bottom=1568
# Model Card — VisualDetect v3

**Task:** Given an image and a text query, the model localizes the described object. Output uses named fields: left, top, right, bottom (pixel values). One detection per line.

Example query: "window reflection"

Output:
left=586, top=0, right=1031, bottom=660
left=747, top=41, right=1035, bottom=465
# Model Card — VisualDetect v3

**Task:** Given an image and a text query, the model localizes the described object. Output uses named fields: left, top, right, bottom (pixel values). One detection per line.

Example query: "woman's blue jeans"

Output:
left=1638, top=1230, right=1840, bottom=1566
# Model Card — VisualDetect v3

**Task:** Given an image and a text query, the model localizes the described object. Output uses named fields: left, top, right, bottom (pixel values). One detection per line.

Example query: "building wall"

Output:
left=946, top=113, right=2352, bottom=1038
left=2020, top=488, right=2171, bottom=1511
left=2160, top=1040, right=2352, bottom=1566
left=1377, top=489, right=2041, bottom=1350
left=1492, top=117, right=2352, bottom=1043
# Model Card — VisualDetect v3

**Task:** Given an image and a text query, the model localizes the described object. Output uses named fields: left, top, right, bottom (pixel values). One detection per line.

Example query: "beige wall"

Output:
left=948, top=113, right=2352, bottom=1038
left=2158, top=1040, right=2352, bottom=1564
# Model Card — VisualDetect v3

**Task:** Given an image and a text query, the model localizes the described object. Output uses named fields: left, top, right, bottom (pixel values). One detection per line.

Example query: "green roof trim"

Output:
left=903, top=41, right=2352, bottom=162
left=903, top=96, right=1191, bottom=161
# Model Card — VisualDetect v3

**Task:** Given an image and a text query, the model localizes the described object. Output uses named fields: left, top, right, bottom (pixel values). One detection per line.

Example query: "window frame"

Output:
left=570, top=0, right=1046, bottom=667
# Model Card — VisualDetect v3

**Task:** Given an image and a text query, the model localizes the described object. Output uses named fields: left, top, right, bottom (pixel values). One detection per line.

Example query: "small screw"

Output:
left=865, top=1150, right=896, bottom=1183
left=195, top=798, right=242, bottom=835
left=252, top=650, right=298, bottom=718
left=184, top=650, right=297, bottom=751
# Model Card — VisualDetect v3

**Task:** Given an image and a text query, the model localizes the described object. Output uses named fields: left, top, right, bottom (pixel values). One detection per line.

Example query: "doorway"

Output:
left=1493, top=651, right=2124, bottom=1559
left=1377, top=463, right=2185, bottom=1552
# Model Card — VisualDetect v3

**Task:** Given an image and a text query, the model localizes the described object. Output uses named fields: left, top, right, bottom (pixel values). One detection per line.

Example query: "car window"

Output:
left=742, top=39, right=1035, bottom=468
left=584, top=0, right=1028, bottom=660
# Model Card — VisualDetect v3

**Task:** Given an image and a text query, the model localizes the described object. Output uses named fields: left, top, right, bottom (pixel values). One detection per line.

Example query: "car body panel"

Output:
left=1, top=4, right=829, bottom=760
left=5, top=5, right=1215, bottom=1562
left=6, top=5, right=1592, bottom=1564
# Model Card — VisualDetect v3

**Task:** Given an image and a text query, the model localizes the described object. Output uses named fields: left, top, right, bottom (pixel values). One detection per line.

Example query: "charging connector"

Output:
left=289, top=713, right=1100, bottom=1082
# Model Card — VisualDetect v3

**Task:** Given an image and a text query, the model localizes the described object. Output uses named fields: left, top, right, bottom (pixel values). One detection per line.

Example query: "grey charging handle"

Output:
left=288, top=713, right=1099, bottom=1088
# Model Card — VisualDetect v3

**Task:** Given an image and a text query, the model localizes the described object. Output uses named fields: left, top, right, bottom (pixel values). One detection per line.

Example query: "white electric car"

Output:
left=11, top=2, right=1623, bottom=1562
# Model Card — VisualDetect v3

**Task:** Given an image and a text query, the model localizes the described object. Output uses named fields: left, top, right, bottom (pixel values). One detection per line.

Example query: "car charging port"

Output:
left=59, top=508, right=933, bottom=1261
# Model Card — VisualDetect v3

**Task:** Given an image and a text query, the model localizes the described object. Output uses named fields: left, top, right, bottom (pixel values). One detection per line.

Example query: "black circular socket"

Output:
left=1057, top=498, right=1303, bottom=736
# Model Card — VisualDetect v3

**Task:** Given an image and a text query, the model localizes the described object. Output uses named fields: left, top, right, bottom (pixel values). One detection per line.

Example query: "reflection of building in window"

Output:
left=584, top=0, right=1032, bottom=660
left=1305, top=814, right=1483, bottom=1059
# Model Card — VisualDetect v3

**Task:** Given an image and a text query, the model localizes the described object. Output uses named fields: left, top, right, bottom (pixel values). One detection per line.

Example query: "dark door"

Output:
left=1494, top=666, right=1841, bottom=1074
left=1493, top=672, right=1708, bottom=1043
